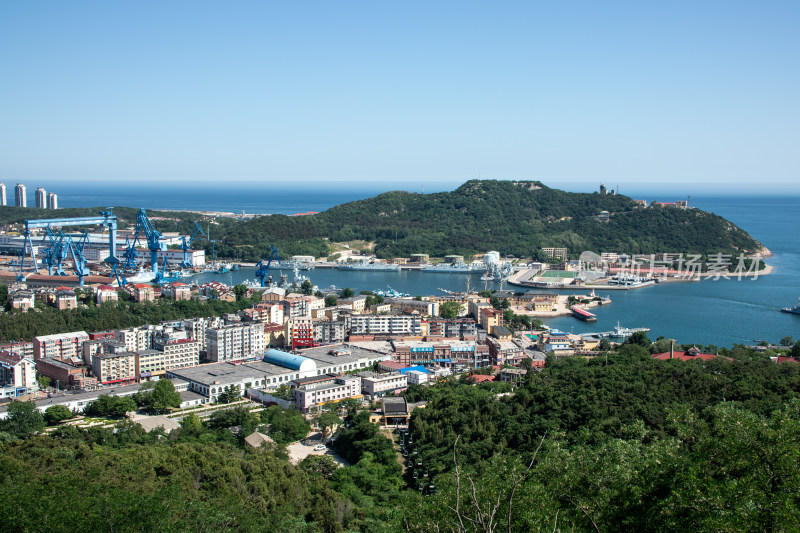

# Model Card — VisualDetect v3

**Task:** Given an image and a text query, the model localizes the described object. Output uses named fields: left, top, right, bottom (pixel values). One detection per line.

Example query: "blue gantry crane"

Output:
left=133, top=209, right=166, bottom=274
left=180, top=221, right=207, bottom=268
left=154, top=256, right=171, bottom=284
left=255, top=246, right=280, bottom=287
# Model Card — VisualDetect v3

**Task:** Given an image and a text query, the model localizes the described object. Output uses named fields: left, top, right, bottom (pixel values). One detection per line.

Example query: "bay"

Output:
left=184, top=195, right=800, bottom=347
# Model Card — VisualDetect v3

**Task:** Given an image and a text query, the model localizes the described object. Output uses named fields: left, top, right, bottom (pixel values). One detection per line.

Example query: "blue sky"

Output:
left=1, top=1, right=798, bottom=195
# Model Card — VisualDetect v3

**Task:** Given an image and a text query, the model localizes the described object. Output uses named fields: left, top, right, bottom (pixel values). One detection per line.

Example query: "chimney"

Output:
left=670, top=341, right=674, bottom=359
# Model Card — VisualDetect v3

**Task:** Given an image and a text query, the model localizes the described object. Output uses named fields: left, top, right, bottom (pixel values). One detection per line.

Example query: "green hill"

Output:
left=219, top=180, right=764, bottom=260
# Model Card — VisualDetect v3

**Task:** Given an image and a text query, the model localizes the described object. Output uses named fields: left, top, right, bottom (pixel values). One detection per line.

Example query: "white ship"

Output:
left=126, top=267, right=157, bottom=283
left=337, top=260, right=401, bottom=272
left=421, top=262, right=482, bottom=273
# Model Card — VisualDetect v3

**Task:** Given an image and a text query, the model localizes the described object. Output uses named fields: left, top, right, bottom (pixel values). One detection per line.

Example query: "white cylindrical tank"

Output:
left=483, top=251, right=501, bottom=265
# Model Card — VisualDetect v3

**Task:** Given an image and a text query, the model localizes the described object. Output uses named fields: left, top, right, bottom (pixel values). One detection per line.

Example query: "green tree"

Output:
left=341, top=287, right=355, bottom=299
left=315, top=410, right=342, bottom=439
left=300, top=280, right=313, bottom=296
left=779, top=336, right=794, bottom=346
left=790, top=341, right=800, bottom=358
left=37, top=375, right=51, bottom=389
left=261, top=405, right=310, bottom=444
left=626, top=330, right=652, bottom=348
left=44, top=405, right=73, bottom=426
left=1, top=401, right=45, bottom=439
left=149, top=379, right=181, bottom=413
left=440, top=301, right=463, bottom=319
left=324, top=295, right=337, bottom=307
left=233, top=283, right=248, bottom=301
left=216, top=385, right=241, bottom=404
left=598, top=338, right=612, bottom=351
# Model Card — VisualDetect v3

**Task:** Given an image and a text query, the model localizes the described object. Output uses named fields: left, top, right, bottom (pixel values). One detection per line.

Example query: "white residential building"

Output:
left=33, top=331, right=89, bottom=361
left=349, top=315, right=422, bottom=336
left=206, top=323, right=265, bottom=363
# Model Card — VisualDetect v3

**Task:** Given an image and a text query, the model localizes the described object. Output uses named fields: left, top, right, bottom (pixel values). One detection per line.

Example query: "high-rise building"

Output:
left=14, top=183, right=26, bottom=207
left=35, top=187, right=47, bottom=209
left=47, top=192, right=58, bottom=210
left=0, top=183, right=6, bottom=206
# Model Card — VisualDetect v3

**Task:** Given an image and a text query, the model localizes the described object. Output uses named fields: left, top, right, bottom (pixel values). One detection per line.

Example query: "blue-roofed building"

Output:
left=262, top=349, right=316, bottom=372
left=398, top=365, right=431, bottom=375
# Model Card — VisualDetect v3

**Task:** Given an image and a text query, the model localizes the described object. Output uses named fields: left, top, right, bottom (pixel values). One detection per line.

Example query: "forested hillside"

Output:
left=0, top=181, right=764, bottom=261
left=218, top=180, right=764, bottom=259
left=1, top=344, right=798, bottom=532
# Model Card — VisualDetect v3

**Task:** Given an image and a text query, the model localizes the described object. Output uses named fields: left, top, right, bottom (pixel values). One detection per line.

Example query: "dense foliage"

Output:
left=2, top=344, right=798, bottom=531
left=216, top=180, right=764, bottom=259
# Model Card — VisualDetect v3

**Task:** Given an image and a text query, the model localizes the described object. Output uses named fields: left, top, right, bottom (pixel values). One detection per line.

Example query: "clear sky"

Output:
left=1, top=1, right=798, bottom=195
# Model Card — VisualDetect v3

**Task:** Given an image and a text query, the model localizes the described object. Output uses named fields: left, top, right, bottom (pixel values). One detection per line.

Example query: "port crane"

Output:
left=154, top=256, right=171, bottom=284
left=180, top=222, right=207, bottom=268
left=255, top=246, right=280, bottom=287
left=132, top=209, right=166, bottom=274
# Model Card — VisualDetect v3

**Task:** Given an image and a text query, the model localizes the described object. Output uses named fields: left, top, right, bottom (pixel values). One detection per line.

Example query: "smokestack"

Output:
left=670, top=340, right=674, bottom=359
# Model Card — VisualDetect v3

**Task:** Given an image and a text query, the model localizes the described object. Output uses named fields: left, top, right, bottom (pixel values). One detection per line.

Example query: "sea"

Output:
left=42, top=181, right=800, bottom=347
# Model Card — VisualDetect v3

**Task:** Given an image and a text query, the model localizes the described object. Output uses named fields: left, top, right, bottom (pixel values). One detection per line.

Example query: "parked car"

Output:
left=314, top=444, right=327, bottom=451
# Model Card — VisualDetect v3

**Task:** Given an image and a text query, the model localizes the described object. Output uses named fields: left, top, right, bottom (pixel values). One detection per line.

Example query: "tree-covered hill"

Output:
left=218, top=180, right=765, bottom=259
left=0, top=180, right=765, bottom=260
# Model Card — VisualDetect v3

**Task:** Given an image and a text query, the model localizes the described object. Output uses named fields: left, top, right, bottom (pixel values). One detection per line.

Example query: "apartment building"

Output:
left=294, top=375, right=361, bottom=412
left=33, top=331, right=89, bottom=361
left=387, top=297, right=439, bottom=317
left=425, top=318, right=478, bottom=340
left=115, top=326, right=155, bottom=353
left=349, top=315, right=422, bottom=336
left=162, top=282, right=191, bottom=300
left=96, top=285, right=118, bottom=304
left=91, top=352, right=137, bottom=385
left=359, top=371, right=407, bottom=398
left=205, top=322, right=264, bottom=363
left=56, top=289, right=78, bottom=310
left=312, top=320, right=346, bottom=345
left=0, top=352, right=37, bottom=398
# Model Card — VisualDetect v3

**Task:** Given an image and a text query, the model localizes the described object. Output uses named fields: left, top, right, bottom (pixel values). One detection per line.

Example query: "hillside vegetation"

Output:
left=0, top=180, right=764, bottom=261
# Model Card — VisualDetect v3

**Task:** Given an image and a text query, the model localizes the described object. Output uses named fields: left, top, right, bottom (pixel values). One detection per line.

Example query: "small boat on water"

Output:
left=781, top=298, right=800, bottom=315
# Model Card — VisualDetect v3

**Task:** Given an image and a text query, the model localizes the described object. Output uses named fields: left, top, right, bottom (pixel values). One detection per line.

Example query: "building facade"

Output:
left=33, top=331, right=89, bottom=361
left=205, top=323, right=264, bottom=363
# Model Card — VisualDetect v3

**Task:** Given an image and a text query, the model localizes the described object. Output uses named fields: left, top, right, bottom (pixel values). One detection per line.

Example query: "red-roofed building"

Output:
left=96, top=285, right=118, bottom=304
left=133, top=284, right=155, bottom=302
left=774, top=356, right=800, bottom=365
left=468, top=374, right=495, bottom=384
left=652, top=346, right=729, bottom=361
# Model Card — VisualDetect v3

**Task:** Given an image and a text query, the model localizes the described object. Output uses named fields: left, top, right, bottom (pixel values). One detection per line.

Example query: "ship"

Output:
left=781, top=298, right=800, bottom=315
left=126, top=267, right=157, bottom=283
left=421, top=261, right=483, bottom=273
left=337, top=260, right=400, bottom=272
left=271, top=260, right=315, bottom=271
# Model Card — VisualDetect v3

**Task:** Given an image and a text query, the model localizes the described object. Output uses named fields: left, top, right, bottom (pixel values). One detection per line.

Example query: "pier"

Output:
left=570, top=306, right=597, bottom=322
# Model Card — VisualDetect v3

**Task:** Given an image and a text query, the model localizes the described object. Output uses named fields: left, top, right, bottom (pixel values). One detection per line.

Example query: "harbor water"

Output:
left=184, top=196, right=800, bottom=347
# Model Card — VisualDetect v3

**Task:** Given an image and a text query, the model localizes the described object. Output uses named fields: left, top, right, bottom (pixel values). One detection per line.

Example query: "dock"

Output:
left=570, top=306, right=597, bottom=322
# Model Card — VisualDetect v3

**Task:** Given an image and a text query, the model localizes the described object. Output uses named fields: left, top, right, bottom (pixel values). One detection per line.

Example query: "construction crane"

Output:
left=133, top=209, right=166, bottom=274
left=9, top=248, right=27, bottom=282
left=255, top=246, right=280, bottom=287
left=180, top=221, right=207, bottom=268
